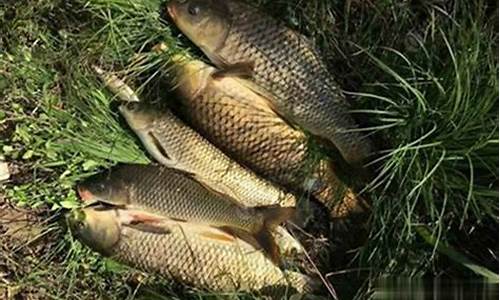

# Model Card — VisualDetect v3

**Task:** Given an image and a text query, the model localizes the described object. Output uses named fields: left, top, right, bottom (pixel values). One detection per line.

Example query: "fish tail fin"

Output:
left=256, top=205, right=296, bottom=229
left=255, top=228, right=281, bottom=265
left=254, top=206, right=296, bottom=264
left=273, top=226, right=304, bottom=256
left=220, top=226, right=280, bottom=265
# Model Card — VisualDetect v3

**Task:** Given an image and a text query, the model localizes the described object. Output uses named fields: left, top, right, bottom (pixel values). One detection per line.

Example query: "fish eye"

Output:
left=188, top=4, right=200, bottom=16
left=96, top=183, right=106, bottom=192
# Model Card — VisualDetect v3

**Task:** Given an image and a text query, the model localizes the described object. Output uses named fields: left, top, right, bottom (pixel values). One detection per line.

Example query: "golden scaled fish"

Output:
left=77, top=164, right=294, bottom=263
left=119, top=102, right=303, bottom=255
left=119, top=102, right=296, bottom=208
left=68, top=206, right=318, bottom=298
left=172, top=56, right=309, bottom=186
left=167, top=0, right=374, bottom=166
left=172, top=56, right=369, bottom=219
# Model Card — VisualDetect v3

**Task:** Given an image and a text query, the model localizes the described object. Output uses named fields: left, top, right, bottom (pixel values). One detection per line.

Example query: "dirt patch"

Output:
left=0, top=196, right=62, bottom=300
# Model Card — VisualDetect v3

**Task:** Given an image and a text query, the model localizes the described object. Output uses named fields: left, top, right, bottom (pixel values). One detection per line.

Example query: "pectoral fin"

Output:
left=77, top=185, right=128, bottom=209
left=256, top=206, right=296, bottom=229
left=144, top=131, right=179, bottom=167
left=232, top=78, right=299, bottom=130
left=124, top=223, right=171, bottom=234
left=121, top=211, right=172, bottom=234
left=126, top=211, right=166, bottom=224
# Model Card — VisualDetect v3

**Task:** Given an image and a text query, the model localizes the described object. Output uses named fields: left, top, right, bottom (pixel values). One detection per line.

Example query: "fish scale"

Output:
left=168, top=0, right=372, bottom=164
left=73, top=208, right=315, bottom=296
left=173, top=58, right=367, bottom=218
left=103, top=165, right=261, bottom=232
left=122, top=103, right=294, bottom=207
left=119, top=104, right=304, bottom=255
left=117, top=216, right=312, bottom=296
left=183, top=90, right=308, bottom=185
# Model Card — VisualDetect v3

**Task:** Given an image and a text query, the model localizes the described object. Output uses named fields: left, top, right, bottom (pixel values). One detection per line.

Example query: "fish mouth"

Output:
left=119, top=102, right=139, bottom=114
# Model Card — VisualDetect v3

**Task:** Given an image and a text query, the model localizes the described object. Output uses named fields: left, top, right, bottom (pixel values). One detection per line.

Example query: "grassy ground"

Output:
left=0, top=0, right=498, bottom=299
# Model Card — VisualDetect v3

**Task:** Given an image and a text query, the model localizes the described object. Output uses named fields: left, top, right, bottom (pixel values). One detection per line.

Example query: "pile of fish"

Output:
left=68, top=0, right=373, bottom=298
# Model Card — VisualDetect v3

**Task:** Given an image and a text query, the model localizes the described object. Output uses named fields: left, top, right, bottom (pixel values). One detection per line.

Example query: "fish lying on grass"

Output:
left=118, top=102, right=303, bottom=255
left=90, top=64, right=303, bottom=255
left=166, top=0, right=374, bottom=166
left=77, top=164, right=294, bottom=263
left=119, top=102, right=296, bottom=208
left=172, top=56, right=309, bottom=187
left=68, top=206, right=318, bottom=298
left=171, top=56, right=369, bottom=219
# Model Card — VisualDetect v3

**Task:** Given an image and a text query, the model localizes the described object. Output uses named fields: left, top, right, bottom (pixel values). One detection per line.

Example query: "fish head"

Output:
left=67, top=207, right=121, bottom=255
left=119, top=102, right=162, bottom=132
left=120, top=102, right=182, bottom=168
left=172, top=57, right=213, bottom=99
left=77, top=170, right=131, bottom=207
left=167, top=0, right=231, bottom=53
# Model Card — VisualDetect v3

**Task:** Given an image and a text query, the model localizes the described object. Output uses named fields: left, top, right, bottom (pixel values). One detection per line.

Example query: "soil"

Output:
left=0, top=196, right=60, bottom=300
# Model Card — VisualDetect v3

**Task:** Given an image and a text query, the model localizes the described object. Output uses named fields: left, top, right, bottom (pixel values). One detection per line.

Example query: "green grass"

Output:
left=0, top=0, right=498, bottom=299
left=352, top=1, right=498, bottom=280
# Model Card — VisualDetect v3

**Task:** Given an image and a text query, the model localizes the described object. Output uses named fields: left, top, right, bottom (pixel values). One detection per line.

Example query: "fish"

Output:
left=89, top=63, right=303, bottom=256
left=167, top=0, right=374, bottom=166
left=118, top=102, right=303, bottom=256
left=119, top=102, right=296, bottom=208
left=172, top=56, right=369, bottom=219
left=77, top=164, right=294, bottom=263
left=68, top=206, right=318, bottom=297
left=93, top=65, right=140, bottom=103
left=172, top=56, right=309, bottom=186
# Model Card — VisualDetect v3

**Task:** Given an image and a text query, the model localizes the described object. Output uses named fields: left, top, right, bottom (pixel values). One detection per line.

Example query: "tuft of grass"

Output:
left=353, top=1, right=498, bottom=279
